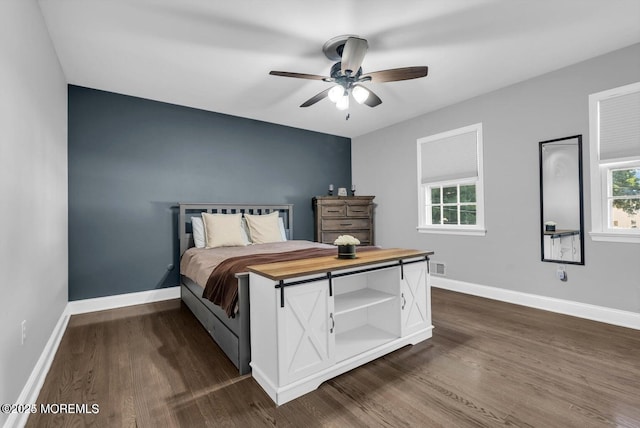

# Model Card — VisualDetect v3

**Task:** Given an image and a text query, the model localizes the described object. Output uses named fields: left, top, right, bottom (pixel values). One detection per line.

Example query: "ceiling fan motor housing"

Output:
left=330, top=62, right=362, bottom=80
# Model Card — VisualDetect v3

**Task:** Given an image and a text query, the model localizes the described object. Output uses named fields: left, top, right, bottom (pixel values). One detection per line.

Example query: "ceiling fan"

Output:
left=269, top=35, right=428, bottom=112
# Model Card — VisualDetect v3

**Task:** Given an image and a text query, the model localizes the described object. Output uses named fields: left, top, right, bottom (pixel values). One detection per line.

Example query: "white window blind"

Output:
left=420, top=130, right=478, bottom=183
left=599, top=91, right=640, bottom=161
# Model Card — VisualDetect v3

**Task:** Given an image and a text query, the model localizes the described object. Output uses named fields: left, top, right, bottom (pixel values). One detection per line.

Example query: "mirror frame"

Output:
left=539, top=134, right=585, bottom=265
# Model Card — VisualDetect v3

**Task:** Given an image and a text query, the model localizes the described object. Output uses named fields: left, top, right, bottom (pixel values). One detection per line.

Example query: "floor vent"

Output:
left=430, top=261, right=446, bottom=276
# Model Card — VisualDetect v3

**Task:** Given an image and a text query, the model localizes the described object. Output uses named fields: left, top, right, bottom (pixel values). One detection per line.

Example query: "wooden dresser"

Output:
left=313, top=196, right=374, bottom=245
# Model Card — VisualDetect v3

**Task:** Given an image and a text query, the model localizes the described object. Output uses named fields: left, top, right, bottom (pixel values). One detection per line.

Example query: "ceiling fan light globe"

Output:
left=352, top=86, right=370, bottom=104
left=336, top=95, right=349, bottom=110
left=328, top=85, right=343, bottom=103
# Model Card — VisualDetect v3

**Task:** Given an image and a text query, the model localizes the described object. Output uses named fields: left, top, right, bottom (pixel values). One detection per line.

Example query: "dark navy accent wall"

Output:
left=68, top=85, right=351, bottom=300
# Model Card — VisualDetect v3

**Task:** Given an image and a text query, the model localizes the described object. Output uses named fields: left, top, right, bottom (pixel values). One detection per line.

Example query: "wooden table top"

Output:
left=247, top=248, right=434, bottom=281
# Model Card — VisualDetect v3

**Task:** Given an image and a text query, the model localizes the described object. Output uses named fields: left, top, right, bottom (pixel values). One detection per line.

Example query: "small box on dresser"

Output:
left=313, top=196, right=375, bottom=245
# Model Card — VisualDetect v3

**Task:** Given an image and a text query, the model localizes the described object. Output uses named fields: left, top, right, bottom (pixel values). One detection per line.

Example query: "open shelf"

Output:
left=335, top=324, right=397, bottom=362
left=334, top=288, right=396, bottom=316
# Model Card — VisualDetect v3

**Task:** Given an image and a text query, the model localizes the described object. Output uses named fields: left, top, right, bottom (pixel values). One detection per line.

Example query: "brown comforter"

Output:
left=203, top=245, right=378, bottom=317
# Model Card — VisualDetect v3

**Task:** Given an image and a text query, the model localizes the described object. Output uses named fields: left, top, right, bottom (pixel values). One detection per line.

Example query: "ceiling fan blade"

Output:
left=341, top=37, right=368, bottom=76
left=269, top=71, right=328, bottom=81
left=300, top=87, right=332, bottom=107
left=362, top=66, right=428, bottom=83
left=360, top=85, right=382, bottom=107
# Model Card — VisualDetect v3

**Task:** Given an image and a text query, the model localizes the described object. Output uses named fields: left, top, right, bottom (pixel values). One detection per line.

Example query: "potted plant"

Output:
left=334, top=235, right=360, bottom=259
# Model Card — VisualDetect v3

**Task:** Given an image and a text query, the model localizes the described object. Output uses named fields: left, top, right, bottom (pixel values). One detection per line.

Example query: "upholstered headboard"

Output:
left=178, top=203, right=294, bottom=256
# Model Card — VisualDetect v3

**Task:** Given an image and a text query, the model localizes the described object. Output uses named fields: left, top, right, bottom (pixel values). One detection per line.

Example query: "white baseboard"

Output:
left=433, top=278, right=640, bottom=330
left=4, top=311, right=70, bottom=428
left=4, top=287, right=181, bottom=428
left=66, top=286, right=180, bottom=315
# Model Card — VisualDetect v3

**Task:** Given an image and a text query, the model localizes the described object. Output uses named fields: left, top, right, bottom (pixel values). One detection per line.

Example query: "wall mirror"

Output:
left=539, top=135, right=585, bottom=265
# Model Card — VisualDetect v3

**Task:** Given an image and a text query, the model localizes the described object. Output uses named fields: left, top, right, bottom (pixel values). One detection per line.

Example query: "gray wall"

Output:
left=352, top=43, right=640, bottom=313
left=0, top=0, right=68, bottom=423
left=68, top=86, right=351, bottom=301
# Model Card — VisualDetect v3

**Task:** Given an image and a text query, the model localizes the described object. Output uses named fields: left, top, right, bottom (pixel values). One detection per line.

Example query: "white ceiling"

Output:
left=38, top=0, right=640, bottom=138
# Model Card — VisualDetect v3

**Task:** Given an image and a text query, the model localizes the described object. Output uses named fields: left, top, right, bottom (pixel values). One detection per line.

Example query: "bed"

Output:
left=178, top=203, right=334, bottom=374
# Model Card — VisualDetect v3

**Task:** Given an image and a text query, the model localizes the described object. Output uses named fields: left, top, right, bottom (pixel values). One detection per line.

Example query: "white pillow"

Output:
left=241, top=218, right=252, bottom=244
left=192, top=216, right=206, bottom=248
left=245, top=211, right=285, bottom=244
left=202, top=213, right=247, bottom=248
left=278, top=217, right=288, bottom=241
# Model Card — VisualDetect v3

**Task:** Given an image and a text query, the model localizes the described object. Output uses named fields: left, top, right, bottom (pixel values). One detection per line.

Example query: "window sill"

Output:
left=589, top=231, right=640, bottom=244
left=417, top=226, right=486, bottom=236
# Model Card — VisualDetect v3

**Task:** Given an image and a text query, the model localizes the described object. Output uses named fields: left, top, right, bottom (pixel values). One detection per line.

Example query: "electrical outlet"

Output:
left=556, top=265, right=567, bottom=282
left=21, top=320, right=27, bottom=345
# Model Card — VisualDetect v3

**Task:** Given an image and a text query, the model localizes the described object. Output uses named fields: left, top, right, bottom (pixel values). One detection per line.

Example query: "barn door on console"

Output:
left=400, top=262, right=430, bottom=336
left=277, top=280, right=335, bottom=385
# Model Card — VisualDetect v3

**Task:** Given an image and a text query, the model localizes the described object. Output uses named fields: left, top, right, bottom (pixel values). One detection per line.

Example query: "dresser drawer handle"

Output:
left=340, top=223, right=353, bottom=226
left=327, top=210, right=341, bottom=213
left=350, top=210, right=365, bottom=213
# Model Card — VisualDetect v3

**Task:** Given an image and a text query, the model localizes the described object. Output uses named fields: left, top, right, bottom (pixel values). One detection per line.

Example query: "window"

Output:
left=417, top=123, right=485, bottom=235
left=607, top=165, right=640, bottom=229
left=427, top=182, right=477, bottom=225
left=588, top=82, right=640, bottom=243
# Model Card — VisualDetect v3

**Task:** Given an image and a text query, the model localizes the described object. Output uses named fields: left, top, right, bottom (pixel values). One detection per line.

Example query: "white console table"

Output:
left=247, top=248, right=434, bottom=405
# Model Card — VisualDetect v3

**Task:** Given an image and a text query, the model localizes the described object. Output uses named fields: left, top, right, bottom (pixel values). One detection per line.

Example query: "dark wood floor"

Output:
left=28, top=289, right=640, bottom=427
